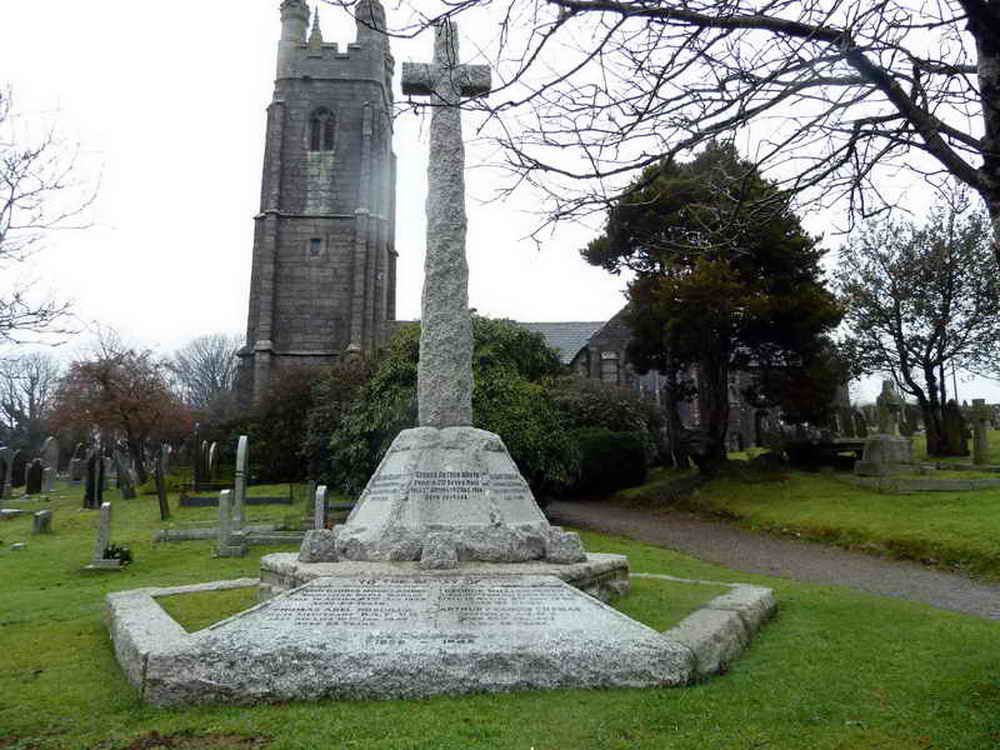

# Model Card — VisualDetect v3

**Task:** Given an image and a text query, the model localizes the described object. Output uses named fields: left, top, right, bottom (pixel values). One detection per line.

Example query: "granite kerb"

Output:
left=633, top=573, right=776, bottom=677
left=106, top=571, right=775, bottom=704
left=105, top=578, right=259, bottom=693
left=835, top=473, right=1000, bottom=493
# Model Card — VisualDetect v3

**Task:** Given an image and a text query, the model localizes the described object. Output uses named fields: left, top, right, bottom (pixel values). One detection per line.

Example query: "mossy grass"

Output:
left=1, top=480, right=998, bottom=748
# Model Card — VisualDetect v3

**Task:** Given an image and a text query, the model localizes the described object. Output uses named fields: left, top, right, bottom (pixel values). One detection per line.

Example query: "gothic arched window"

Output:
left=309, top=108, right=335, bottom=152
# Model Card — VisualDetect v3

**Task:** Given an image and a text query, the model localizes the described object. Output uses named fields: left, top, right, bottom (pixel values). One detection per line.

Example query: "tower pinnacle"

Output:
left=309, top=6, right=324, bottom=47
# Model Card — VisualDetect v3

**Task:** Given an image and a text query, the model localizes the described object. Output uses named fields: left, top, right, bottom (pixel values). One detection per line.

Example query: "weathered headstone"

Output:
left=0, top=446, right=10, bottom=499
left=114, top=452, right=136, bottom=499
left=942, top=399, right=970, bottom=456
left=10, top=450, right=24, bottom=490
left=313, top=484, right=327, bottom=530
left=155, top=444, right=170, bottom=521
left=83, top=451, right=105, bottom=509
left=32, top=509, right=52, bottom=534
left=855, top=381, right=914, bottom=476
left=87, top=501, right=122, bottom=569
left=25, top=459, right=43, bottom=496
left=42, top=466, right=55, bottom=494
left=68, top=445, right=83, bottom=481
left=41, top=436, right=59, bottom=473
left=233, top=435, right=248, bottom=525
left=216, top=489, right=247, bottom=558
left=972, top=398, right=991, bottom=465
left=208, top=442, right=219, bottom=480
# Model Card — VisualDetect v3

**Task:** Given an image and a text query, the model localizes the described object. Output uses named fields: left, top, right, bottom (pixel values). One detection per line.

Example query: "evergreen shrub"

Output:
left=569, top=427, right=648, bottom=495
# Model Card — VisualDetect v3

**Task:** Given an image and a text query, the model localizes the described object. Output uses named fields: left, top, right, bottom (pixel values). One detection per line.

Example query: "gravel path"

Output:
left=546, top=499, right=1000, bottom=621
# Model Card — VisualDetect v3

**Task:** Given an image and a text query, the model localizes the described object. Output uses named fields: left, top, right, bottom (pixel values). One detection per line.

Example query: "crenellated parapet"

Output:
left=276, top=0, right=394, bottom=104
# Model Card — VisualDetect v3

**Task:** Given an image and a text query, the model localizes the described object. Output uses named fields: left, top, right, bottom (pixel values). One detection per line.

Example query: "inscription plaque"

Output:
left=209, top=576, right=653, bottom=651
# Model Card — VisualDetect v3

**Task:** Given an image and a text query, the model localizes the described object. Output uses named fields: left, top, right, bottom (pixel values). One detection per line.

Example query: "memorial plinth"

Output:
left=314, top=427, right=585, bottom=565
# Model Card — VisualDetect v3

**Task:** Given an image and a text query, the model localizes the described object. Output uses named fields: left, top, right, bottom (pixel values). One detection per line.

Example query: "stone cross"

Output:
left=876, top=380, right=902, bottom=436
left=402, top=20, right=491, bottom=428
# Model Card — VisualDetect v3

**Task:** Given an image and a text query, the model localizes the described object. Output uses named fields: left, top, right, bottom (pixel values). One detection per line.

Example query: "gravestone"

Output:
left=207, top=442, right=218, bottom=480
left=42, top=467, right=55, bottom=494
left=25, top=459, right=43, bottom=496
left=41, top=436, right=59, bottom=473
left=0, top=447, right=10, bottom=499
left=11, top=450, right=25, bottom=490
left=216, top=489, right=246, bottom=558
left=155, top=444, right=170, bottom=521
left=114, top=452, right=136, bottom=499
left=87, top=501, right=123, bottom=569
left=69, top=442, right=87, bottom=481
left=233, top=436, right=248, bottom=525
left=32, top=509, right=52, bottom=534
left=83, top=451, right=105, bottom=510
left=313, top=484, right=327, bottom=531
left=855, top=381, right=914, bottom=476
left=972, top=398, right=991, bottom=465
left=942, top=399, right=970, bottom=456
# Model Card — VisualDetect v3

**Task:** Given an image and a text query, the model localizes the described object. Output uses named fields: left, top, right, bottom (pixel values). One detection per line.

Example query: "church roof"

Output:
left=519, top=321, right=606, bottom=364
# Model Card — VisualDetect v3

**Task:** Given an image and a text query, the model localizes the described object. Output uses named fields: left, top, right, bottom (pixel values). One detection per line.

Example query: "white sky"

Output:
left=2, top=0, right=998, bottom=404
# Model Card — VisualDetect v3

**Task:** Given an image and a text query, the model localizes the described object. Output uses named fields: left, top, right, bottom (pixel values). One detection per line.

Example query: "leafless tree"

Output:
left=331, top=0, right=1000, bottom=262
left=0, top=351, right=61, bottom=449
left=834, top=191, right=1000, bottom=455
left=0, top=87, right=93, bottom=342
left=167, top=333, right=242, bottom=421
left=49, top=327, right=192, bottom=483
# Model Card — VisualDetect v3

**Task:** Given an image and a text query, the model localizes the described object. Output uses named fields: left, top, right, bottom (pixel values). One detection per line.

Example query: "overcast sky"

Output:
left=2, top=0, right=998, bottom=404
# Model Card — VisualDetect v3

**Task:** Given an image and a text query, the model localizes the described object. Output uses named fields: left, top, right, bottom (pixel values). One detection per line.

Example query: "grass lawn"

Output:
left=0, top=480, right=998, bottom=749
left=619, top=430, right=1000, bottom=581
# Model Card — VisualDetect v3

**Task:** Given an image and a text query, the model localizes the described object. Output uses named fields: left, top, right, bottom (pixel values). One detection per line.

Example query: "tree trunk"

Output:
left=661, top=353, right=690, bottom=470
left=922, top=366, right=946, bottom=457
left=697, top=350, right=730, bottom=473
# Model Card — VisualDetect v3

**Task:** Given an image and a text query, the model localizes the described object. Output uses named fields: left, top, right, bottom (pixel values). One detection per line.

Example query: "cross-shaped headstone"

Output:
left=401, top=20, right=491, bottom=428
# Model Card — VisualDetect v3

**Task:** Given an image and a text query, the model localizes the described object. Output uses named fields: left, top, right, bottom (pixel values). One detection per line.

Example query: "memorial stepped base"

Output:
left=106, top=566, right=775, bottom=706
left=259, top=552, right=630, bottom=603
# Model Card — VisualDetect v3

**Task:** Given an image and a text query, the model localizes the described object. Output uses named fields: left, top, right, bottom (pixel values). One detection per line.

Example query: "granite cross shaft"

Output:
left=401, top=20, right=491, bottom=428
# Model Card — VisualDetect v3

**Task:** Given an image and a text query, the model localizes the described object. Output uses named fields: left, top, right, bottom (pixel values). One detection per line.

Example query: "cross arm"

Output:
left=401, top=62, right=492, bottom=98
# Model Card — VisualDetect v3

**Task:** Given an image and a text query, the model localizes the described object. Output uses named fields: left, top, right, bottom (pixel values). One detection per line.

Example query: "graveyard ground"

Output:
left=0, top=477, right=998, bottom=749
left=618, top=431, right=1000, bottom=581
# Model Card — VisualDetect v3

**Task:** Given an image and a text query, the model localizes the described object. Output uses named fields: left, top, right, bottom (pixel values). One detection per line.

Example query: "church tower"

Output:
left=240, top=0, right=397, bottom=402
